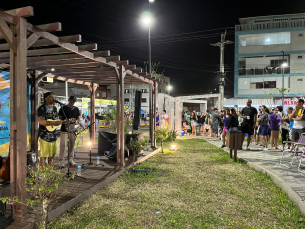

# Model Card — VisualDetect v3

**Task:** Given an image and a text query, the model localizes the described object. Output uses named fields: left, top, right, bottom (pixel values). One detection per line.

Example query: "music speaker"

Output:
left=133, top=91, right=142, bottom=130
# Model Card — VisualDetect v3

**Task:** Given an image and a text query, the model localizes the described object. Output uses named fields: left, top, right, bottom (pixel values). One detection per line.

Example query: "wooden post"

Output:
left=9, top=16, right=28, bottom=221
left=119, top=66, right=125, bottom=165
left=151, top=82, right=157, bottom=149
left=90, top=83, right=97, bottom=144
left=116, top=72, right=121, bottom=165
left=30, top=70, right=40, bottom=155
left=234, top=133, right=238, bottom=162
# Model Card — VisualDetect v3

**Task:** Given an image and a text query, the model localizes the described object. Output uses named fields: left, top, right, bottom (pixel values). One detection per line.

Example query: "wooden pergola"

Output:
left=0, top=6, right=160, bottom=221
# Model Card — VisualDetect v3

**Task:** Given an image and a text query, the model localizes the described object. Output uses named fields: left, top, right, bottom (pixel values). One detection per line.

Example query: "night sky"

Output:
left=1, top=0, right=304, bottom=96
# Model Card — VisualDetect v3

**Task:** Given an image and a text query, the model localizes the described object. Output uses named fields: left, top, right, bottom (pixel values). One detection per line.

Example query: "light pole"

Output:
left=281, top=51, right=288, bottom=114
left=142, top=1, right=153, bottom=143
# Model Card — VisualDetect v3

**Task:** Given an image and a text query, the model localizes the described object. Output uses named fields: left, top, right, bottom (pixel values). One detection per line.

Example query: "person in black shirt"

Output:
left=58, top=96, right=80, bottom=167
left=38, top=92, right=66, bottom=170
left=240, top=99, right=258, bottom=150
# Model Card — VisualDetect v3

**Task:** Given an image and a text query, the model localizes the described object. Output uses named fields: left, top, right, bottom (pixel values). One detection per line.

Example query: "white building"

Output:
left=235, top=13, right=305, bottom=98
left=107, top=75, right=170, bottom=110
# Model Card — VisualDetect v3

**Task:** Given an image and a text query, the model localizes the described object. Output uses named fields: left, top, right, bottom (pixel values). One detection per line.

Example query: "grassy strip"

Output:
left=50, top=139, right=305, bottom=229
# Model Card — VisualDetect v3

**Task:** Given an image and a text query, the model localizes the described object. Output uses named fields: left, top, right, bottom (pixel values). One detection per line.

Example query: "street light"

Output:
left=141, top=0, right=154, bottom=147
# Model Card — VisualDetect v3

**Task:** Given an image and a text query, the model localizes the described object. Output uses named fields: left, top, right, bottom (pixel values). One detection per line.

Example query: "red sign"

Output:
left=273, top=97, right=305, bottom=106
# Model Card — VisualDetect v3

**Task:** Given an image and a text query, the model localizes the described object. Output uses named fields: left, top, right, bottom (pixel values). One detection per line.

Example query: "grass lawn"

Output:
left=50, top=139, right=305, bottom=229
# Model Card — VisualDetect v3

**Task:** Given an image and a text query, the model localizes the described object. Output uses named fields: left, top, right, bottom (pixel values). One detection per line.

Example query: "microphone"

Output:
left=54, top=100, right=66, bottom=106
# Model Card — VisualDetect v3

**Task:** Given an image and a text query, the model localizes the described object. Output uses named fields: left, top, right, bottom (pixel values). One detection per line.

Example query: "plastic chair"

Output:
left=280, top=133, right=305, bottom=169
left=297, top=134, right=305, bottom=174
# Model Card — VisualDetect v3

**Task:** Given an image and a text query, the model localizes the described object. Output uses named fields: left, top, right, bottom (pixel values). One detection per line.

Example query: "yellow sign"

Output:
left=82, top=103, right=88, bottom=109
left=82, top=98, right=90, bottom=103
left=81, top=98, right=117, bottom=105
left=46, top=77, right=53, bottom=83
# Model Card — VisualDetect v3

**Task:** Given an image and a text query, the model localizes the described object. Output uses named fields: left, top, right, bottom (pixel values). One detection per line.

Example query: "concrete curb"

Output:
left=205, top=138, right=305, bottom=216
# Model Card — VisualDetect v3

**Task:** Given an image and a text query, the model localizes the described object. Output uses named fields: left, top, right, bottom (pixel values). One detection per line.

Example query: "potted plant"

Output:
left=129, top=137, right=149, bottom=170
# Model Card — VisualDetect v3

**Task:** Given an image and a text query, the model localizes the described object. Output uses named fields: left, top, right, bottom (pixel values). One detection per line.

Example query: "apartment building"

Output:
left=235, top=13, right=305, bottom=97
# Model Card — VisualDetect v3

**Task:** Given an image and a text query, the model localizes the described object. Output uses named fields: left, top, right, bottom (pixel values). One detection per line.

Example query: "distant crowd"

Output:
left=181, top=98, right=305, bottom=151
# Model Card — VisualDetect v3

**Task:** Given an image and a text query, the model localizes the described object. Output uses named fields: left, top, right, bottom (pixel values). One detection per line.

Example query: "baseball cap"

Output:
left=69, top=96, right=76, bottom=101
left=44, top=91, right=53, bottom=100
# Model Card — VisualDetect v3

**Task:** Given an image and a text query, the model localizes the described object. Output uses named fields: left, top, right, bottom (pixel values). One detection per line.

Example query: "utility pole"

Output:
left=211, top=32, right=233, bottom=110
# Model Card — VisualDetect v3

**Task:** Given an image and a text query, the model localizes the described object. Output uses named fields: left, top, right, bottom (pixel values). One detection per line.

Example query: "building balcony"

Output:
left=236, top=20, right=305, bottom=32
left=238, top=67, right=290, bottom=76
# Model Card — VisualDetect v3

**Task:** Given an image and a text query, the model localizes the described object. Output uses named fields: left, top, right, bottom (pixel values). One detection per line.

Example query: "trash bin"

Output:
left=226, top=130, right=242, bottom=162
left=181, top=131, right=184, bottom=136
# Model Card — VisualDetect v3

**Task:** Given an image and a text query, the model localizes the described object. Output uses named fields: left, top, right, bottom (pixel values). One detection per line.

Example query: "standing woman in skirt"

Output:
left=257, top=105, right=270, bottom=151
left=190, top=111, right=198, bottom=136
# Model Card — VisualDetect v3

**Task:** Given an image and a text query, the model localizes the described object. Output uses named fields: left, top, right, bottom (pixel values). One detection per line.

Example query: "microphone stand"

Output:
left=81, top=122, right=104, bottom=171
left=65, top=121, right=86, bottom=179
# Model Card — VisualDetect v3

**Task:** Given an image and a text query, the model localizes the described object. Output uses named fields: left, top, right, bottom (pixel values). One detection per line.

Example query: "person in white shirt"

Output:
left=163, top=110, right=169, bottom=129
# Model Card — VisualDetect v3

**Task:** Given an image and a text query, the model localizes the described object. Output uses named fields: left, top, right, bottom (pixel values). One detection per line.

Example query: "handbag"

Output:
left=281, top=122, right=290, bottom=130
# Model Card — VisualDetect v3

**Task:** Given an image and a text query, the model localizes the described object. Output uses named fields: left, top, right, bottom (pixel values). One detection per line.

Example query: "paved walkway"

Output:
left=194, top=135, right=305, bottom=214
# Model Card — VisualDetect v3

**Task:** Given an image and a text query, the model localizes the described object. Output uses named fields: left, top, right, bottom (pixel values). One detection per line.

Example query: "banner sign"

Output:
left=0, top=71, right=31, bottom=156
left=82, top=98, right=116, bottom=105
left=273, top=97, right=305, bottom=106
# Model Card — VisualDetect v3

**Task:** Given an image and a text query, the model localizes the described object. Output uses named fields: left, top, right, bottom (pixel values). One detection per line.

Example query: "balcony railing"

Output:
left=238, top=67, right=290, bottom=76
left=236, top=20, right=305, bottom=31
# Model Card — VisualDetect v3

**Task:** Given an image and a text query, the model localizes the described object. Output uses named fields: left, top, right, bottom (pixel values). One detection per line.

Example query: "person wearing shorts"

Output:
left=240, top=99, right=258, bottom=150
left=289, top=99, right=305, bottom=142
left=221, top=109, right=230, bottom=148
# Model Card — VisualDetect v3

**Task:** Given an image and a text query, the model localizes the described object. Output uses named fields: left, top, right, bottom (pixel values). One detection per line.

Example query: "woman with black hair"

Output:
left=257, top=105, right=270, bottom=151
left=221, top=109, right=231, bottom=148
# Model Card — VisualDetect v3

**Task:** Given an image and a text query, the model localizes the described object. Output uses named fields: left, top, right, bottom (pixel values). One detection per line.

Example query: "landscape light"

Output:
left=282, top=63, right=288, bottom=67
left=87, top=142, right=92, bottom=146
left=149, top=0, right=155, bottom=2
left=51, top=68, right=55, bottom=71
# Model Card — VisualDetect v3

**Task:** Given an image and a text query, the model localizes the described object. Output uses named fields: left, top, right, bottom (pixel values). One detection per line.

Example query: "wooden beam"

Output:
left=48, top=68, right=115, bottom=74
left=5, top=6, right=34, bottom=18
left=28, top=62, right=113, bottom=70
left=27, top=22, right=62, bottom=33
left=31, top=34, right=82, bottom=48
left=0, top=19, right=17, bottom=53
left=0, top=44, right=98, bottom=58
left=104, top=55, right=120, bottom=61
left=26, top=32, right=42, bottom=49
left=112, top=60, right=128, bottom=65
left=92, top=50, right=110, bottom=57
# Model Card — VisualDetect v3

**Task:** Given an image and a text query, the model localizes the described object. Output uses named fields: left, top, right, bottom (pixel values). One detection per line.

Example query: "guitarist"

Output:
left=38, top=92, right=66, bottom=170
left=58, top=96, right=80, bottom=168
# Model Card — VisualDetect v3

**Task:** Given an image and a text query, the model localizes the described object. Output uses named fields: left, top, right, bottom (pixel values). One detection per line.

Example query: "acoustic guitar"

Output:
left=45, top=119, right=62, bottom=132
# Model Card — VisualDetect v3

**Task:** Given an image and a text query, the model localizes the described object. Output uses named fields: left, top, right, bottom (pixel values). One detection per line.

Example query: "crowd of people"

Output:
left=181, top=98, right=305, bottom=151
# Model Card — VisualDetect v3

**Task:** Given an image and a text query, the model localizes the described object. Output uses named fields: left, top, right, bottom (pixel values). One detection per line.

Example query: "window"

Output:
left=263, top=81, right=276, bottom=88
left=270, top=59, right=287, bottom=68
left=298, top=56, right=303, bottom=59
left=124, top=89, right=130, bottom=94
left=299, top=34, right=304, bottom=37
left=239, top=32, right=290, bottom=46
left=298, top=78, right=303, bottom=82
left=158, top=89, right=161, bottom=93
left=141, top=98, right=147, bottom=103
left=124, top=98, right=129, bottom=102
left=141, top=89, right=148, bottom=93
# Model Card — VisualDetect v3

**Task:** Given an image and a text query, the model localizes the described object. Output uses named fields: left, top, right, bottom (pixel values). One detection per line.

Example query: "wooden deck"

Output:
left=2, top=143, right=160, bottom=229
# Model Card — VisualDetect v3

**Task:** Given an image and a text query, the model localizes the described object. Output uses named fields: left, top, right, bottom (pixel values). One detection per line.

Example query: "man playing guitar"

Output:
left=38, top=92, right=66, bottom=170
left=58, top=96, right=80, bottom=167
